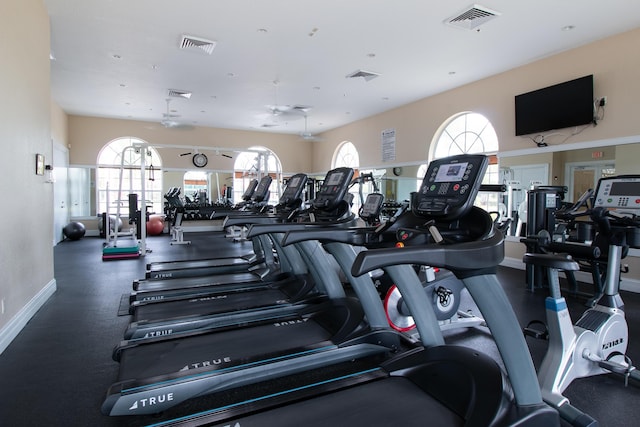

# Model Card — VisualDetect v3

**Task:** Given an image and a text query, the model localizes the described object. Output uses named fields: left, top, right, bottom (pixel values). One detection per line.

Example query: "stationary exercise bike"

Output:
left=358, top=191, right=485, bottom=335
left=523, top=175, right=640, bottom=427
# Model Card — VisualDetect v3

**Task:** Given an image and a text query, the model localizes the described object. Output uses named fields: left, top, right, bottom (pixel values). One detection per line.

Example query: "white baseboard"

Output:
left=0, top=279, right=57, bottom=355
left=501, top=257, right=640, bottom=294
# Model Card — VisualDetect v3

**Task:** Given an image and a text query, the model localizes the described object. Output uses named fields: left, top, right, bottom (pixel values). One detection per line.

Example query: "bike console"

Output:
left=593, top=175, right=640, bottom=210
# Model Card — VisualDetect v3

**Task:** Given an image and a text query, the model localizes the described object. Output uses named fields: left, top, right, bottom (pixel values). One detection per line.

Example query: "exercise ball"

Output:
left=63, top=221, right=86, bottom=241
left=146, top=215, right=165, bottom=236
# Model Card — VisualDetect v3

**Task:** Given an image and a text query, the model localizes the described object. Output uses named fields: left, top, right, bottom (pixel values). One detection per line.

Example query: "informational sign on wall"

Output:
left=381, top=128, right=396, bottom=162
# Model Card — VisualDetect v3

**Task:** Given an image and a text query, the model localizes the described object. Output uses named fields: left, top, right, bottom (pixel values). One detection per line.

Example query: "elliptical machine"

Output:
left=523, top=175, right=640, bottom=426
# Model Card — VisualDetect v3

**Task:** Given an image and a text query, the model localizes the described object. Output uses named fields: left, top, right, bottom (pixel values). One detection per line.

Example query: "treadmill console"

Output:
left=252, top=176, right=273, bottom=202
left=312, top=167, right=354, bottom=211
left=241, top=179, right=259, bottom=201
left=280, top=173, right=308, bottom=206
left=593, top=175, right=640, bottom=210
left=360, top=193, right=384, bottom=222
left=413, top=154, right=488, bottom=220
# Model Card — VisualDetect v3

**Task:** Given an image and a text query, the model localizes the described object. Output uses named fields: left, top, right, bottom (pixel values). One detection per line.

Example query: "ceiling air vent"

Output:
left=168, top=89, right=192, bottom=99
left=446, top=4, right=500, bottom=30
left=346, top=69, right=380, bottom=82
left=179, top=34, right=217, bottom=55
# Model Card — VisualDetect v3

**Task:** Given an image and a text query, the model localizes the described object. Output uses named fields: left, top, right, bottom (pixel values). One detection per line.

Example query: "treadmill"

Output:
left=122, top=193, right=387, bottom=341
left=144, top=176, right=273, bottom=280
left=129, top=174, right=309, bottom=304
left=123, top=174, right=365, bottom=340
left=104, top=154, right=558, bottom=426
left=127, top=173, right=345, bottom=303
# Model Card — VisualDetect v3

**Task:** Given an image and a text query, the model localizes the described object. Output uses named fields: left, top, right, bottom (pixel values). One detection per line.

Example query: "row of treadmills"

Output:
left=102, top=154, right=561, bottom=426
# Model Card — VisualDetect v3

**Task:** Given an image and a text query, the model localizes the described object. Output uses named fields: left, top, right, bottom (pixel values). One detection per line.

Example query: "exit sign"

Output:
left=592, top=151, right=604, bottom=158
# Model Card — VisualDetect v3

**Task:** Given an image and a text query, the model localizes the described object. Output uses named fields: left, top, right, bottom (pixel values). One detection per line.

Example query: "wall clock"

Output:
left=192, top=153, right=208, bottom=168
left=392, top=167, right=403, bottom=176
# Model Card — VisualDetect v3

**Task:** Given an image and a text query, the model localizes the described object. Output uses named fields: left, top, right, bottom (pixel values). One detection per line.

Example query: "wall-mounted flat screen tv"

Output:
left=515, top=75, right=594, bottom=136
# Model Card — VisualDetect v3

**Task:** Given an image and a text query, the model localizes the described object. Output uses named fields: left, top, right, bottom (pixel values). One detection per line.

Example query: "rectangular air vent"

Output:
left=168, top=89, right=192, bottom=99
left=346, top=69, right=380, bottom=82
left=446, top=4, right=500, bottom=30
left=179, top=35, right=217, bottom=55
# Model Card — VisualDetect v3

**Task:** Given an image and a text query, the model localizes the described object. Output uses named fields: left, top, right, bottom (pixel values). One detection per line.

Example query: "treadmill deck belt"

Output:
left=149, top=257, right=249, bottom=271
left=133, top=288, right=287, bottom=322
left=136, top=271, right=261, bottom=292
left=118, top=318, right=332, bottom=380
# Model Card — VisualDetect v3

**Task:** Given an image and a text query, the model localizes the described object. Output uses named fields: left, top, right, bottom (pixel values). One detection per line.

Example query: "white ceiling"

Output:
left=45, top=0, right=640, bottom=136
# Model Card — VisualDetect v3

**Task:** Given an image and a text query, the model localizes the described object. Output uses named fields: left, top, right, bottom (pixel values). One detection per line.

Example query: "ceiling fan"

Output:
left=160, top=98, right=191, bottom=129
left=299, top=115, right=322, bottom=141
left=258, top=80, right=309, bottom=127
left=260, top=105, right=310, bottom=129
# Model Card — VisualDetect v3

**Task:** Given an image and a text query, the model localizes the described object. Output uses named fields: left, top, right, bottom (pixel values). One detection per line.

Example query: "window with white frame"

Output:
left=431, top=112, right=500, bottom=212
left=96, top=137, right=163, bottom=216
left=332, top=141, right=360, bottom=210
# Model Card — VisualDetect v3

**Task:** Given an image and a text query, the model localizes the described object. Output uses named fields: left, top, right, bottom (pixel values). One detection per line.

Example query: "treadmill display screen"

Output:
left=434, top=162, right=468, bottom=182
left=325, top=172, right=344, bottom=187
left=288, top=176, right=301, bottom=188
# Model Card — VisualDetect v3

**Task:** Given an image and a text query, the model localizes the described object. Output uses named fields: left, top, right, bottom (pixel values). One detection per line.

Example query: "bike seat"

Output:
left=523, top=253, right=580, bottom=271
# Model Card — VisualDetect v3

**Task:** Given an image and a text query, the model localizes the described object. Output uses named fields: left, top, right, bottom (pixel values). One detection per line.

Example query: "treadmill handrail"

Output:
left=223, top=214, right=288, bottom=228
left=351, top=231, right=504, bottom=277
left=245, top=215, right=357, bottom=239
left=281, top=226, right=374, bottom=246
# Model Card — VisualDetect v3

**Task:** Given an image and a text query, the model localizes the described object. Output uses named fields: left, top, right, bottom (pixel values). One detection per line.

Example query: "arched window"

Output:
left=332, top=141, right=360, bottom=210
left=97, top=137, right=163, bottom=216
left=232, top=147, right=281, bottom=204
left=431, top=112, right=498, bottom=158
left=332, top=141, right=359, bottom=169
left=431, top=112, right=499, bottom=212
left=416, top=164, right=428, bottom=191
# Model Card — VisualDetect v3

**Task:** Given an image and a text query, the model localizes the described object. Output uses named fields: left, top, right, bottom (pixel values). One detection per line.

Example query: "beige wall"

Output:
left=0, top=0, right=53, bottom=331
left=51, top=100, right=68, bottom=146
left=312, top=28, right=640, bottom=171
left=68, top=116, right=313, bottom=174
left=616, top=144, right=640, bottom=175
